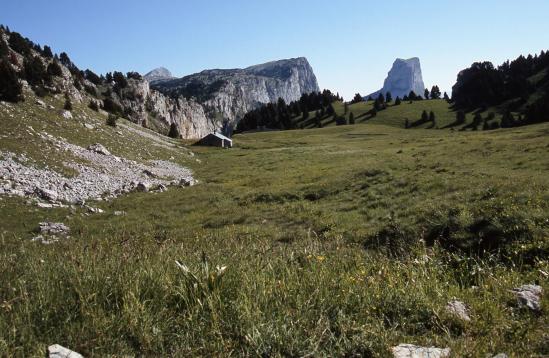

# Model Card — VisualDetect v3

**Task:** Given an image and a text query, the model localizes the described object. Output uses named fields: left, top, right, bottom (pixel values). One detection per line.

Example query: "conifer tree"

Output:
left=43, top=45, right=53, bottom=58
left=429, top=111, right=436, bottom=122
left=349, top=112, right=355, bottom=124
left=0, top=59, right=23, bottom=102
left=385, top=92, right=392, bottom=102
left=168, top=123, right=180, bottom=138
left=424, top=88, right=430, bottom=100
left=421, top=110, right=429, bottom=122
left=394, top=97, right=401, bottom=105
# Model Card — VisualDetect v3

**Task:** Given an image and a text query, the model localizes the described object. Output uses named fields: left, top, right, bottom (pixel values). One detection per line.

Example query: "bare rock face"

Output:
left=112, top=78, right=218, bottom=139
left=151, top=57, right=320, bottom=130
left=368, top=58, right=425, bottom=99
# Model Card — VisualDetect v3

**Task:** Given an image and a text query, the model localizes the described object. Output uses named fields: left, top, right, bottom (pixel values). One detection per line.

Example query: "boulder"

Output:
left=35, top=99, right=46, bottom=107
left=87, top=143, right=111, bottom=156
left=136, top=182, right=151, bottom=192
left=47, top=344, right=83, bottom=358
left=392, top=344, right=450, bottom=358
left=445, top=300, right=471, bottom=321
left=39, top=222, right=70, bottom=236
left=36, top=187, right=59, bottom=202
left=513, top=284, right=542, bottom=311
left=61, top=110, right=73, bottom=119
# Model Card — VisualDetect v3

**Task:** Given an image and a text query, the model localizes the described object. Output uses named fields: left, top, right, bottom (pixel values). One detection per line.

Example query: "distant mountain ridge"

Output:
left=150, top=57, right=320, bottom=129
left=367, top=57, right=425, bottom=99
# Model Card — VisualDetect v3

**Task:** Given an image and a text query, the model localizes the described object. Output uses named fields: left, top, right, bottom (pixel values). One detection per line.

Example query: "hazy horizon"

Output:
left=2, top=0, right=549, bottom=99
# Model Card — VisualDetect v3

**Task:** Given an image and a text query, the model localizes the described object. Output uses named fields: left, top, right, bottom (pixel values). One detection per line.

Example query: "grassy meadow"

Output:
left=0, top=97, right=548, bottom=356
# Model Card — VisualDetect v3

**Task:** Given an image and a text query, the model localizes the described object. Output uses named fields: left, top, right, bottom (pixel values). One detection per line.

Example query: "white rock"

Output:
left=48, top=344, right=83, bottom=358
left=392, top=344, right=450, bottom=358
left=445, top=300, right=471, bottom=321
left=35, top=99, right=46, bottom=107
left=39, top=222, right=70, bottom=236
left=61, top=110, right=73, bottom=119
left=513, top=284, right=542, bottom=311
left=87, top=143, right=111, bottom=156
left=114, top=210, right=126, bottom=216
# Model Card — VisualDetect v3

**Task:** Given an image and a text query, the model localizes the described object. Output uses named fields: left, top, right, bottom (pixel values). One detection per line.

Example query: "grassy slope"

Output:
left=0, top=94, right=548, bottom=356
left=292, top=99, right=504, bottom=130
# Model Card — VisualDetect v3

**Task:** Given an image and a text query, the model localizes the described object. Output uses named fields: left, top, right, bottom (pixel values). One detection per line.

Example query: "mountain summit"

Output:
left=144, top=67, right=175, bottom=84
left=367, top=57, right=425, bottom=99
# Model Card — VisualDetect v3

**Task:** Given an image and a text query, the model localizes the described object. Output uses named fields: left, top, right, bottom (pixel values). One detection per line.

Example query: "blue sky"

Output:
left=2, top=0, right=549, bottom=99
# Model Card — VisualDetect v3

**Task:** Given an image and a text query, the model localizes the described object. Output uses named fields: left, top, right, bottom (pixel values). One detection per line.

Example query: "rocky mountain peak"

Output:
left=367, top=57, right=425, bottom=99
left=151, top=57, right=320, bottom=129
left=144, top=67, right=175, bottom=84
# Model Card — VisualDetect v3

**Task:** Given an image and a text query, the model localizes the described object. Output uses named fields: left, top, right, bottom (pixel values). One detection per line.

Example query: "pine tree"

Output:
left=349, top=112, right=355, bottom=124
left=424, top=88, right=430, bottom=100
left=8, top=32, right=31, bottom=55
left=47, top=60, right=63, bottom=77
left=23, top=56, right=48, bottom=86
left=408, top=91, right=417, bottom=101
left=429, top=111, right=436, bottom=122
left=443, top=92, right=450, bottom=101
left=0, top=59, right=23, bottom=102
left=421, top=110, right=429, bottom=122
left=430, top=85, right=441, bottom=99
left=43, top=45, right=53, bottom=58
left=0, top=38, right=9, bottom=58
left=385, top=91, right=392, bottom=102
left=377, top=92, right=385, bottom=103
left=352, top=93, right=363, bottom=104
left=394, top=97, right=401, bottom=105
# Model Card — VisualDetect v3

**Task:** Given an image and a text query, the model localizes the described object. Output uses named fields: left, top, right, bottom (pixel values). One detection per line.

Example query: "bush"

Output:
left=84, top=84, right=97, bottom=97
left=0, top=59, right=23, bottom=102
left=364, top=219, right=419, bottom=258
left=88, top=100, right=99, bottom=111
left=23, top=56, right=48, bottom=86
left=63, top=97, right=72, bottom=111
left=106, top=114, right=118, bottom=127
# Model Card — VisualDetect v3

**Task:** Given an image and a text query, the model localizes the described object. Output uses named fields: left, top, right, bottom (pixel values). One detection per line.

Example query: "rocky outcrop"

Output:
left=367, top=58, right=425, bottom=99
left=392, top=344, right=450, bottom=358
left=144, top=67, right=175, bottom=84
left=113, top=78, right=218, bottom=139
left=151, top=57, right=320, bottom=129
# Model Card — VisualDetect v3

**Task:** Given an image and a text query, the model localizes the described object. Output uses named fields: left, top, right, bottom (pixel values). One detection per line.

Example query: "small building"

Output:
left=196, top=132, right=233, bottom=148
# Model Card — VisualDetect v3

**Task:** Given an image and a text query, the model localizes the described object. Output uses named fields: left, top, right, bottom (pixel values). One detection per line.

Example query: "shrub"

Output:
left=63, top=97, right=72, bottom=111
left=364, top=219, right=419, bottom=258
left=88, top=100, right=99, bottom=111
left=106, top=114, right=118, bottom=127
left=84, top=84, right=97, bottom=97
left=23, top=56, right=48, bottom=86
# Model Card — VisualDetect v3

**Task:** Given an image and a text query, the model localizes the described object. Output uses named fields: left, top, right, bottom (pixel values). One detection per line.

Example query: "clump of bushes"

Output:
left=106, top=114, right=118, bottom=127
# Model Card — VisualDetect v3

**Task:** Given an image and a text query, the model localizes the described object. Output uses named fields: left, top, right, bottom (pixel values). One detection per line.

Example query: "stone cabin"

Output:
left=196, top=132, right=233, bottom=148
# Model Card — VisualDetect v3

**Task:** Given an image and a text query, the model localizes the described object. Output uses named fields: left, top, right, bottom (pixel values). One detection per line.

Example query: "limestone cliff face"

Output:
left=367, top=58, right=425, bottom=99
left=113, top=79, right=217, bottom=139
left=151, top=57, right=320, bottom=129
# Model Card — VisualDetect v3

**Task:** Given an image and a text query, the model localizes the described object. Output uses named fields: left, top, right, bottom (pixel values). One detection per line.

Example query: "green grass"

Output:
left=0, top=93, right=548, bottom=356
left=292, top=99, right=505, bottom=130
